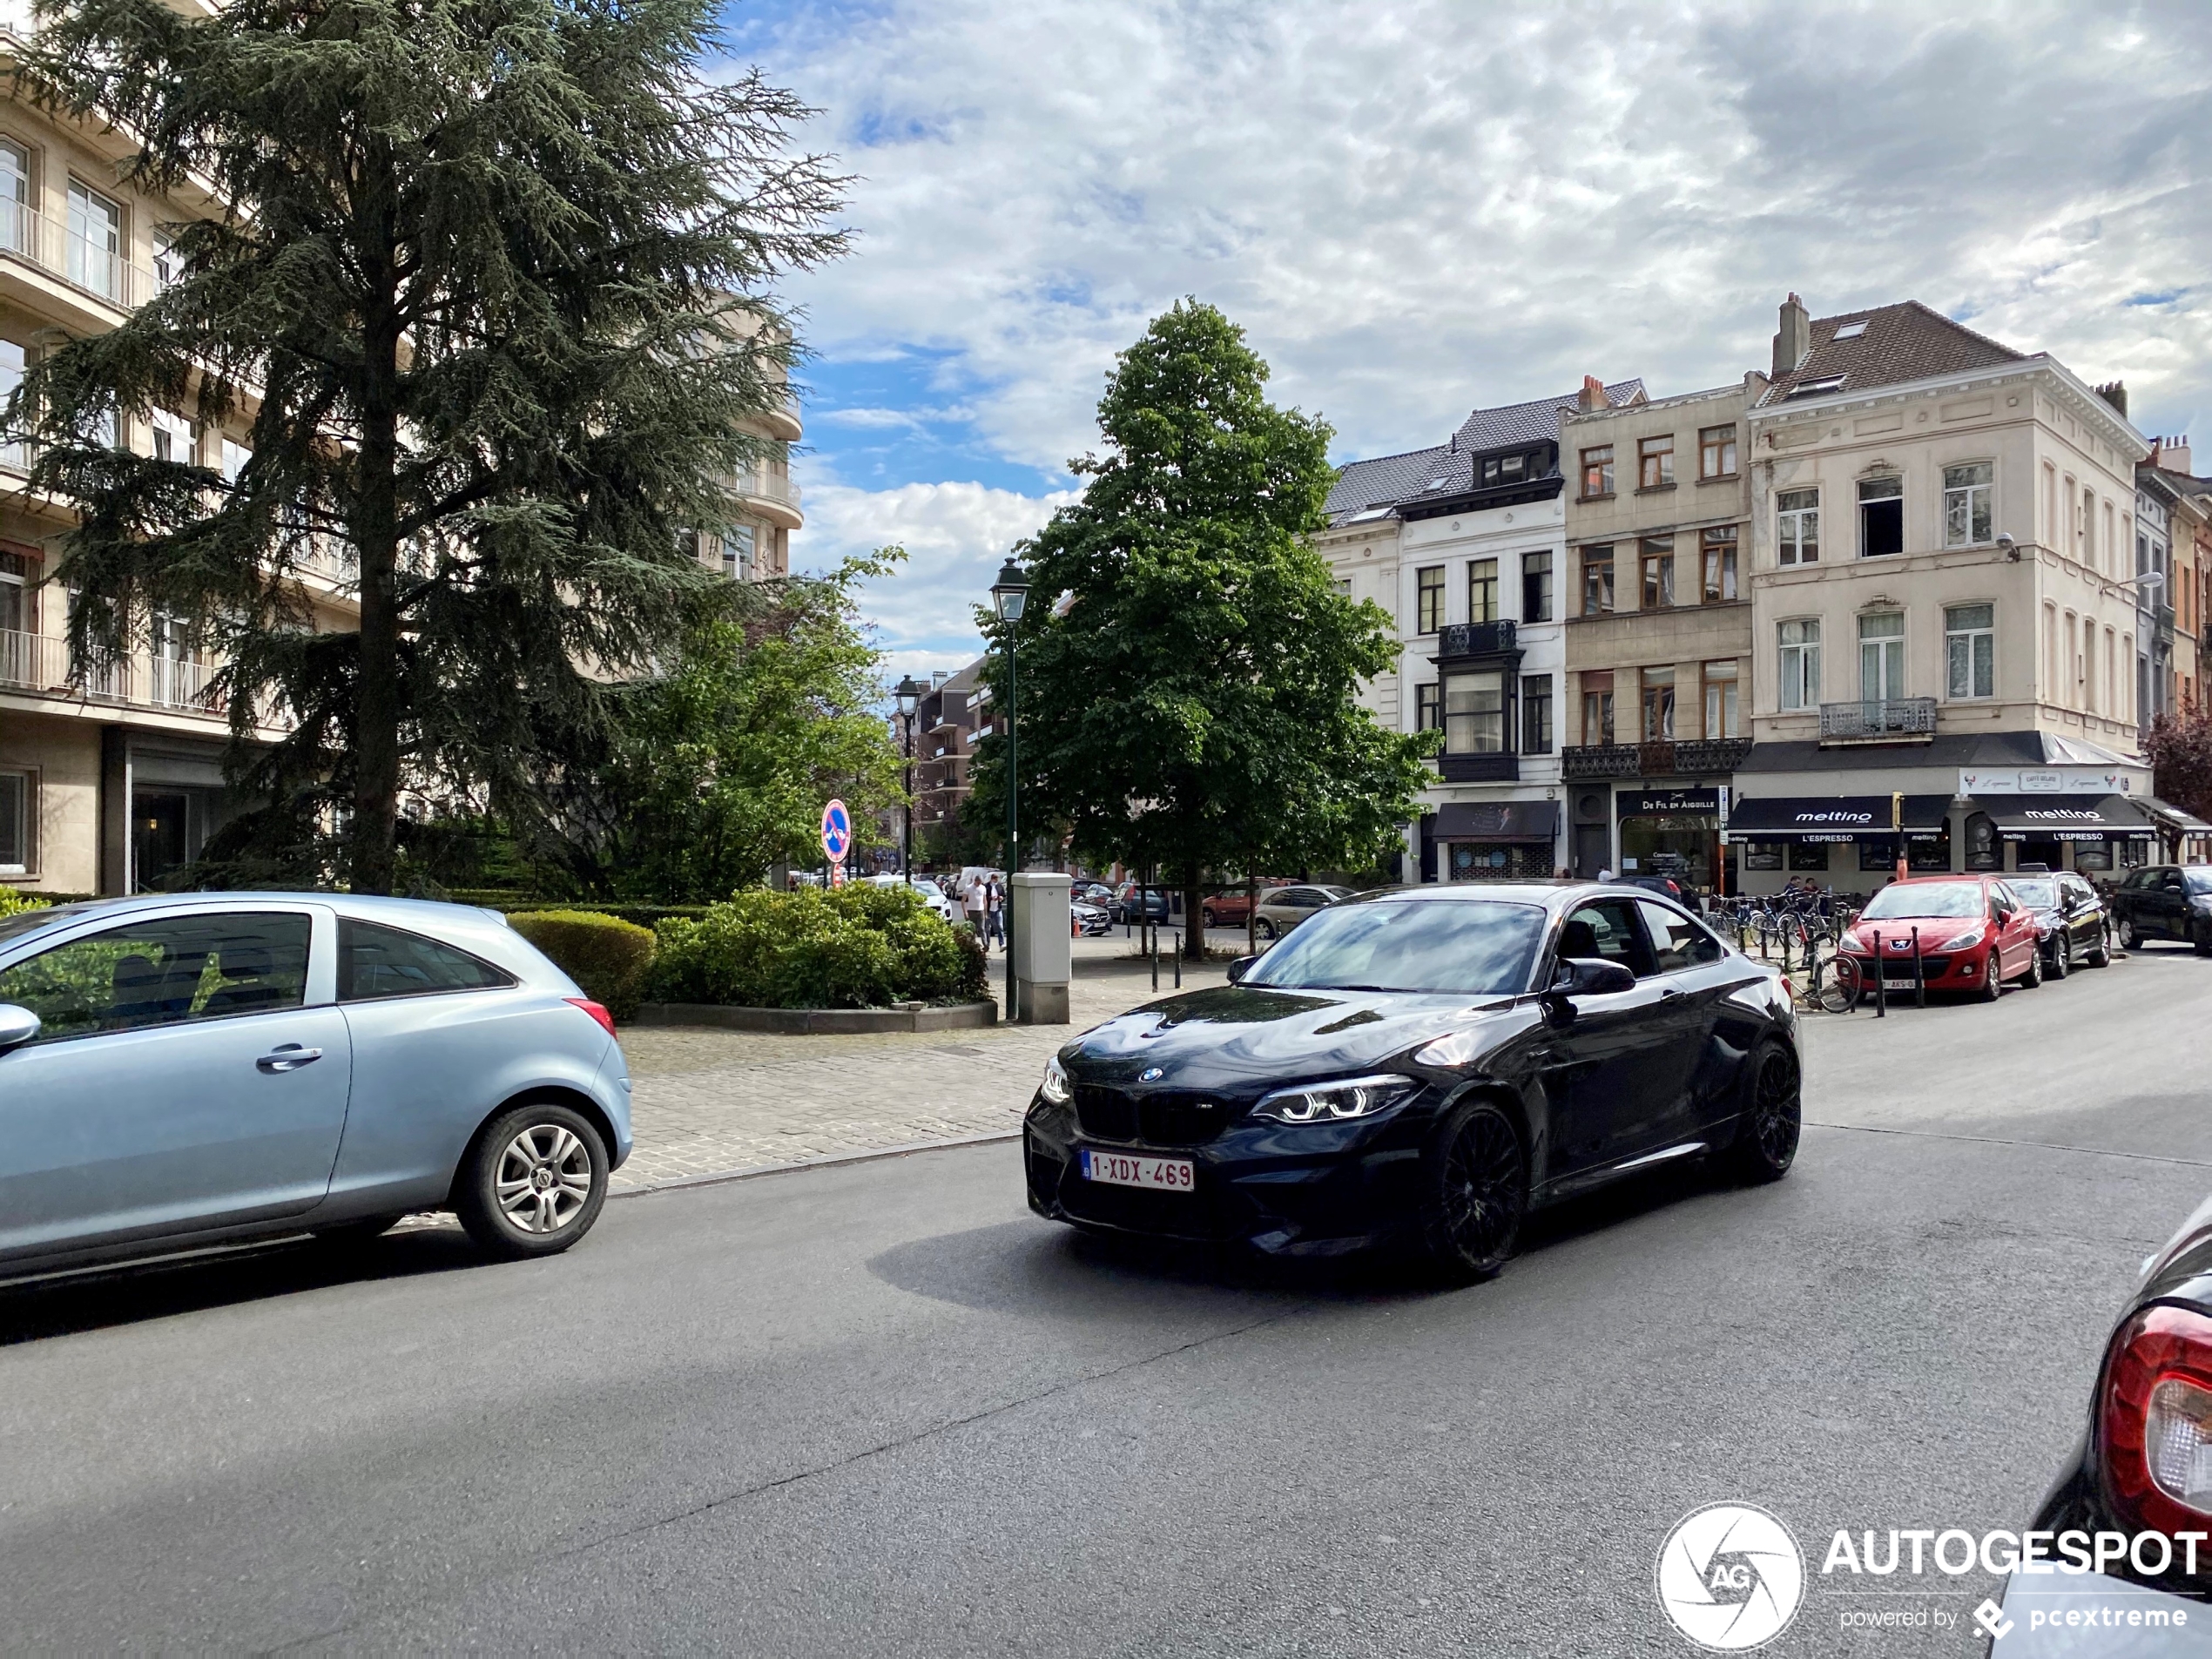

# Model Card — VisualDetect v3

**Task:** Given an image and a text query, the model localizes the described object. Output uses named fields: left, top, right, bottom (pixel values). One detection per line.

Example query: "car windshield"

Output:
left=2188, top=870, right=2212, bottom=895
left=1242, top=899, right=1546, bottom=995
left=1859, top=883, right=1985, bottom=921
left=2007, top=880, right=2057, bottom=907
left=911, top=880, right=945, bottom=900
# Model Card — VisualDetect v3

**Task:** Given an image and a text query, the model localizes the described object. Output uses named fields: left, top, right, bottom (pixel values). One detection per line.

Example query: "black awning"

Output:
left=2145, top=796, right=2212, bottom=836
left=1432, top=799, right=1559, bottom=842
left=1971, top=793, right=2154, bottom=840
left=1724, top=794, right=1950, bottom=842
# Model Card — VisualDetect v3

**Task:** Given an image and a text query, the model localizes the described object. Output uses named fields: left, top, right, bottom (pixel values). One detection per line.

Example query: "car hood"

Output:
left=1064, top=983, right=1521, bottom=1090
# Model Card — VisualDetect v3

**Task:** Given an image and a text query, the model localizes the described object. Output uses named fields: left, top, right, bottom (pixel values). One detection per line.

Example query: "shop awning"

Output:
left=1724, top=794, right=1951, bottom=843
left=1431, top=800, right=1559, bottom=842
left=2145, top=796, right=2212, bottom=837
left=1971, top=793, right=2155, bottom=841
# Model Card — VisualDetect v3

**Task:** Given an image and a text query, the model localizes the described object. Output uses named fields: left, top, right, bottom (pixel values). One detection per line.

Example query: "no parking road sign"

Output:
left=820, top=799, right=853, bottom=865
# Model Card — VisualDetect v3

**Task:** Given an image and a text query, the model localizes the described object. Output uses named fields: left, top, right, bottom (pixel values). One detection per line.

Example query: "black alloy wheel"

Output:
left=1724, top=1042, right=1801, bottom=1184
left=1978, top=948, right=2002, bottom=1002
left=2087, top=921, right=2112, bottom=968
left=1417, top=1100, right=1528, bottom=1283
left=2048, top=932, right=2070, bottom=979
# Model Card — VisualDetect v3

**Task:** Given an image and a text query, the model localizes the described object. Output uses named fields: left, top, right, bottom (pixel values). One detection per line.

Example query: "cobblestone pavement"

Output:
left=612, top=935, right=1236, bottom=1190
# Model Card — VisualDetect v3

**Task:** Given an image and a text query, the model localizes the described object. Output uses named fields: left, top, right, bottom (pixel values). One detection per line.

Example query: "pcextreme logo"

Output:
left=1656, top=1503, right=1805, bottom=1651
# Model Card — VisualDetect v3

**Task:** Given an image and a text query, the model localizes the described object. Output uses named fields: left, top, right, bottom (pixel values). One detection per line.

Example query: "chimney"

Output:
left=1578, top=374, right=1607, bottom=413
left=2094, top=380, right=2128, bottom=419
left=1771, top=293, right=1811, bottom=376
left=2161, top=435, right=2192, bottom=475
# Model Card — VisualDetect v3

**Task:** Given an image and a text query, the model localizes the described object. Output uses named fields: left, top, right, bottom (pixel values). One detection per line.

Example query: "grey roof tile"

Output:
left=1757, top=301, right=2024, bottom=406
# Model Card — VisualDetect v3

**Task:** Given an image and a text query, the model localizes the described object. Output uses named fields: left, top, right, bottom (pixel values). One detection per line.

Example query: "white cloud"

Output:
left=793, top=474, right=1079, bottom=671
left=749, top=0, right=2212, bottom=469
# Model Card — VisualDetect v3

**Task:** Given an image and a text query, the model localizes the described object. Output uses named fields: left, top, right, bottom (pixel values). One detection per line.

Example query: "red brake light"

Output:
left=2100, top=1304, right=2212, bottom=1536
left=565, top=997, right=617, bottom=1039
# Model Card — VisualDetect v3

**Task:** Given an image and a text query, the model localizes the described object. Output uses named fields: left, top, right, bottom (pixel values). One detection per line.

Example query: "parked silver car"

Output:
left=0, top=893, right=631, bottom=1278
left=1251, top=883, right=1355, bottom=941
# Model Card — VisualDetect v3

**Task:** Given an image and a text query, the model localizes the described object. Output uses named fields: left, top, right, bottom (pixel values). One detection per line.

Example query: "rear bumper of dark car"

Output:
left=1022, top=1094, right=1430, bottom=1257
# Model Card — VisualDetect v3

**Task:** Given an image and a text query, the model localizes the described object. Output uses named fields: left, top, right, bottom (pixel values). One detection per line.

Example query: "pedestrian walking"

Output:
left=964, top=873, right=988, bottom=941
left=985, top=875, right=1006, bottom=950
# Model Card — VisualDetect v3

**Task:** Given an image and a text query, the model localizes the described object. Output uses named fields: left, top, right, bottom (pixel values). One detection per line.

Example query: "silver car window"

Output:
left=0, top=911, right=310, bottom=1044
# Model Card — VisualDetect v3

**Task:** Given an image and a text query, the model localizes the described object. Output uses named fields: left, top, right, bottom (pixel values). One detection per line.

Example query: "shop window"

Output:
left=1963, top=812, right=2000, bottom=872
left=1907, top=826, right=1952, bottom=873
left=1638, top=434, right=1675, bottom=489
left=1580, top=445, right=1614, bottom=497
left=1641, top=667, right=1675, bottom=741
left=1521, top=673, right=1552, bottom=755
left=1521, top=550, right=1552, bottom=623
left=1859, top=611, right=1905, bottom=703
left=1699, top=425, right=1737, bottom=479
left=1777, top=489, right=1819, bottom=565
left=1467, top=557, right=1498, bottom=623
left=2074, top=841, right=2112, bottom=872
left=1443, top=670, right=1505, bottom=754
left=1778, top=618, right=1821, bottom=710
left=0, top=767, right=28, bottom=873
left=1858, top=836, right=1900, bottom=873
left=1449, top=842, right=1552, bottom=881
left=1702, top=661, right=1740, bottom=739
left=1943, top=462, right=1993, bottom=547
left=1945, top=603, right=1994, bottom=700
left=1416, top=564, right=1445, bottom=634
left=1741, top=842, right=1784, bottom=873
left=1640, top=536, right=1675, bottom=609
left=1700, top=526, right=1738, bottom=603
left=1787, top=842, right=1830, bottom=873
left=1581, top=546, right=1614, bottom=616
left=1582, top=687, right=1615, bottom=746
left=1858, top=475, right=1903, bottom=557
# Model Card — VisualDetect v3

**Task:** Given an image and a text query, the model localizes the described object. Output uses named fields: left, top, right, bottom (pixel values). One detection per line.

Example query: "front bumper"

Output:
left=1022, top=1093, right=1429, bottom=1256
left=1838, top=948, right=1972, bottom=986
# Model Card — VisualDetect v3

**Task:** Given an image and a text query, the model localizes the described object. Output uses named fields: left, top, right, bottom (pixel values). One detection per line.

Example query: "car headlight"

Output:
left=1255, top=1074, right=1415, bottom=1123
left=1039, top=1053, right=1072, bottom=1104
left=1938, top=929, right=1986, bottom=952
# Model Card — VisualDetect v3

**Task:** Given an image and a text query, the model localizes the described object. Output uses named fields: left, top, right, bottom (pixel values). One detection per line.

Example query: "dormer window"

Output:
left=1479, top=450, right=1533, bottom=486
left=1790, top=374, right=1847, bottom=396
left=1831, top=320, right=1868, bottom=340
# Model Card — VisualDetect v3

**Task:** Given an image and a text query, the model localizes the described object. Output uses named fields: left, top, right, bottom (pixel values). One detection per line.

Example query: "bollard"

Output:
left=1873, top=928, right=1886, bottom=1017
left=1912, top=927, right=1925, bottom=1008
left=1150, top=927, right=1159, bottom=992
left=1173, top=929, right=1182, bottom=988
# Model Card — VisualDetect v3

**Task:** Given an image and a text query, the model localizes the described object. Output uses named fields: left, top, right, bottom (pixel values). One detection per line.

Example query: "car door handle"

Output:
left=257, top=1044, right=323, bottom=1073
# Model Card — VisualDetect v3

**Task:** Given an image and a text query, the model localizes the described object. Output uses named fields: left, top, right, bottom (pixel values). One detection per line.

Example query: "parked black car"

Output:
left=1993, top=1192, right=2212, bottom=1646
left=2004, top=868, right=2114, bottom=978
left=2108, top=864, right=2212, bottom=954
left=1023, top=883, right=1801, bottom=1280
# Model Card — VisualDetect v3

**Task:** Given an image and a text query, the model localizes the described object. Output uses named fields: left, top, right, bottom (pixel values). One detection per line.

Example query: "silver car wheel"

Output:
left=495, top=1124, right=595, bottom=1234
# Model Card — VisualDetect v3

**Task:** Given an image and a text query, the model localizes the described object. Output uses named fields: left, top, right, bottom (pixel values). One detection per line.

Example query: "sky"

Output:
left=715, top=0, right=2212, bottom=683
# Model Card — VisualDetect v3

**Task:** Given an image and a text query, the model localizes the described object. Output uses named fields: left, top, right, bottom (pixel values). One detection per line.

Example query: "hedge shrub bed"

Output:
left=643, top=886, right=986, bottom=1011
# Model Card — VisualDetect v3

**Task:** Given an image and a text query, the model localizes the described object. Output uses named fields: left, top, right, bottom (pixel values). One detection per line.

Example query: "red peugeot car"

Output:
left=1834, top=874, right=2044, bottom=1001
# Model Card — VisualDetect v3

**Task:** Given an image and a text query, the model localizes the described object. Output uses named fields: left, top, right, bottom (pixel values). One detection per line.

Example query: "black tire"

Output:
left=2121, top=914, right=2141, bottom=951
left=2048, top=934, right=2069, bottom=980
left=2017, top=946, right=2042, bottom=989
left=455, top=1102, right=609, bottom=1259
left=1724, top=1041, right=1801, bottom=1184
left=1977, top=948, right=2002, bottom=1002
left=2087, top=922, right=2112, bottom=968
left=1815, top=954, right=1862, bottom=1014
left=1200, top=907, right=1217, bottom=928
left=1415, top=1099, right=1528, bottom=1283
left=1257, top=918, right=1278, bottom=941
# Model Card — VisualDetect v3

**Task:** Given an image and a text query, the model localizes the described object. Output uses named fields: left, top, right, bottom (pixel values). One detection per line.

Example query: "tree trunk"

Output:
left=1183, top=861, right=1204, bottom=960
left=350, top=286, right=404, bottom=895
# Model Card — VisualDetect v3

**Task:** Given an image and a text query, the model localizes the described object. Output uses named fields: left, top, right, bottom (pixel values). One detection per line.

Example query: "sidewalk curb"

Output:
left=609, top=1129, right=1024, bottom=1200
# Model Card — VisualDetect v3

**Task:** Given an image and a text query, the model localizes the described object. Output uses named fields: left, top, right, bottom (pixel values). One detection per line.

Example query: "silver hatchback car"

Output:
left=0, top=893, right=632, bottom=1278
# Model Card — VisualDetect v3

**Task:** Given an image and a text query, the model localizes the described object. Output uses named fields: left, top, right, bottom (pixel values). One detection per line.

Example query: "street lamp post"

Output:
left=894, top=673, right=922, bottom=886
left=990, top=558, right=1030, bottom=1022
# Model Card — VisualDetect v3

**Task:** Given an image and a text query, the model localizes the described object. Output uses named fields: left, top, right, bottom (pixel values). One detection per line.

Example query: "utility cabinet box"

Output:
left=1009, top=871, right=1072, bottom=1024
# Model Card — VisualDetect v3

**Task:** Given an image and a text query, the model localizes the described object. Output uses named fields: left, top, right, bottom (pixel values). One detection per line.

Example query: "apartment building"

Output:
left=1558, top=373, right=1764, bottom=882
left=1730, top=293, right=2174, bottom=890
left=682, top=306, right=804, bottom=584
left=1319, top=379, right=1646, bottom=882
left=910, top=658, right=988, bottom=842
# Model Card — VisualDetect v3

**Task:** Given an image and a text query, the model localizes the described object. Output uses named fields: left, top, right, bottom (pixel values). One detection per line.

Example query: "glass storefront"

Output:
left=1447, top=841, right=1553, bottom=880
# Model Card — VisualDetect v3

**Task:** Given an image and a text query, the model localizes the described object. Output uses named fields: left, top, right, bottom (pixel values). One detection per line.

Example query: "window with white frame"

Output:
left=1778, top=618, right=1821, bottom=710
left=1946, top=603, right=1995, bottom=699
left=65, top=179, right=121, bottom=301
left=1444, top=670, right=1505, bottom=753
left=1858, top=475, right=1904, bottom=557
left=0, top=336, right=23, bottom=470
left=1858, top=611, right=1906, bottom=702
left=1943, top=462, right=1993, bottom=547
left=152, top=225, right=182, bottom=291
left=1777, top=489, right=1819, bottom=564
left=723, top=523, right=755, bottom=580
left=0, top=139, right=26, bottom=256
left=1703, top=661, right=1741, bottom=738
left=150, top=406, right=193, bottom=464
left=221, top=437, right=249, bottom=483
left=0, top=768, right=28, bottom=873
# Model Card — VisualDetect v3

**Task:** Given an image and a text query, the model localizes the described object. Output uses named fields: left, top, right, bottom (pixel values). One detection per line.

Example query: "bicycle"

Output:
left=1806, top=946, right=1863, bottom=1014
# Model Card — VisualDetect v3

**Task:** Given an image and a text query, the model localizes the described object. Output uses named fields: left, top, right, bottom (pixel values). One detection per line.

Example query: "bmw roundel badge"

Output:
left=1139, top=1067, right=1164, bottom=1082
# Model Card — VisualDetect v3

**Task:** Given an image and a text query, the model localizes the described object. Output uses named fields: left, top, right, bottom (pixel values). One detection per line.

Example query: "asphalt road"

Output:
left=4, top=946, right=2211, bottom=1655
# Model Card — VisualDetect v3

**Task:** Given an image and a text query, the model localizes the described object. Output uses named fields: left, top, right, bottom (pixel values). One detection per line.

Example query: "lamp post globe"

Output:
left=990, top=558, right=1030, bottom=622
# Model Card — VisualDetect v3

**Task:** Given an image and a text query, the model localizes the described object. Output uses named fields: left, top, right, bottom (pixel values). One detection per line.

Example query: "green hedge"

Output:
left=643, top=885, right=987, bottom=1011
left=0, top=891, right=51, bottom=919
left=508, top=910, right=658, bottom=1022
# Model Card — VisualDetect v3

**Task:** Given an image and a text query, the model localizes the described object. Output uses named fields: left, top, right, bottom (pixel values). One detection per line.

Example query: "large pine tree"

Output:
left=11, top=0, right=847, bottom=891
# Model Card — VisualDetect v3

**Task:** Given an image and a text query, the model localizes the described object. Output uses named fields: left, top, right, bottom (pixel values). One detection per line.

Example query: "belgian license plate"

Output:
left=1080, top=1149, right=1196, bottom=1192
left=1883, top=977, right=1920, bottom=989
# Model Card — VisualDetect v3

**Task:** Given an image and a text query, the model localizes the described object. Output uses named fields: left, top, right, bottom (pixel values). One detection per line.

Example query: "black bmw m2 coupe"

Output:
left=1024, top=883, right=1801, bottom=1281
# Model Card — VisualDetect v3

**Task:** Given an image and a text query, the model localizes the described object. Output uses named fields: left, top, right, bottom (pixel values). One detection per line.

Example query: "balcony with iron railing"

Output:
left=1561, top=737, right=1752, bottom=779
left=735, top=467, right=802, bottom=526
left=1433, top=619, right=1518, bottom=663
left=0, top=628, right=226, bottom=716
left=1817, top=697, right=1937, bottom=741
left=0, top=199, right=164, bottom=314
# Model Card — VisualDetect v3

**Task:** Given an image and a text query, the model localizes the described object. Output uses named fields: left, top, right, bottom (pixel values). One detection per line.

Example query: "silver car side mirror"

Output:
left=0, top=1002, right=41, bottom=1055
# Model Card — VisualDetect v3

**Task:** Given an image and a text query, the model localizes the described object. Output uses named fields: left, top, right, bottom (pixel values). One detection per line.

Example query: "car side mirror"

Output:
left=1227, top=955, right=1256, bottom=984
left=0, top=1002, right=41, bottom=1055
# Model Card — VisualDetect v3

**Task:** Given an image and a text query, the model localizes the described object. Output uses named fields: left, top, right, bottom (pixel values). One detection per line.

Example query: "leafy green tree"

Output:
left=546, top=554, right=906, bottom=901
left=2147, top=698, right=2212, bottom=831
left=12, top=0, right=848, bottom=893
left=972, top=300, right=1433, bottom=956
